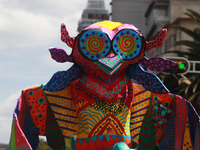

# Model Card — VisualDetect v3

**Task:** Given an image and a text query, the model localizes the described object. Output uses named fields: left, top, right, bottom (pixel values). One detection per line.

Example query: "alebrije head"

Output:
left=50, top=21, right=167, bottom=76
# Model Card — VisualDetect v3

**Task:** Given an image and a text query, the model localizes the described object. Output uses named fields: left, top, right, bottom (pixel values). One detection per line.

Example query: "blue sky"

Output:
left=0, top=0, right=111, bottom=144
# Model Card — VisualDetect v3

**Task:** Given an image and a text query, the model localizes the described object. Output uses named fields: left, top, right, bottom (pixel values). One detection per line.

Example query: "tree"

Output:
left=161, top=9, right=200, bottom=114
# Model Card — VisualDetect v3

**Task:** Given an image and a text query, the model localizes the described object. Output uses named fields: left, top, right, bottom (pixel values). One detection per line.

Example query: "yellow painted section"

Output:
left=130, top=84, right=151, bottom=143
left=91, top=20, right=123, bottom=30
left=182, top=117, right=193, bottom=150
left=46, top=86, right=78, bottom=137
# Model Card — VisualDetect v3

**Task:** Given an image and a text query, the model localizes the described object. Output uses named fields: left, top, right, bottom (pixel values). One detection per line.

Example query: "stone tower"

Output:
left=77, top=0, right=109, bottom=32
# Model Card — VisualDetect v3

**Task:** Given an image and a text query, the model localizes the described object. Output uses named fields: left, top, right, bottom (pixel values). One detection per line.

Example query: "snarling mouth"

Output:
left=97, top=55, right=123, bottom=75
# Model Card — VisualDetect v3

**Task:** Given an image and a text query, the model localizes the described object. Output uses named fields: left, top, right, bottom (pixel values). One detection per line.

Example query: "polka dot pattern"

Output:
left=140, top=57, right=177, bottom=72
left=45, top=86, right=78, bottom=138
left=151, top=92, right=174, bottom=145
left=61, top=23, right=75, bottom=48
left=79, top=30, right=110, bottom=60
left=130, top=83, right=151, bottom=143
left=146, top=29, right=167, bottom=51
left=24, top=85, right=47, bottom=135
left=113, top=29, right=142, bottom=60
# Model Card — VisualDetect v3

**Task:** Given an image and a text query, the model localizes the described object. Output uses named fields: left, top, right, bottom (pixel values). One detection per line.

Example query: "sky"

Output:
left=0, top=0, right=111, bottom=144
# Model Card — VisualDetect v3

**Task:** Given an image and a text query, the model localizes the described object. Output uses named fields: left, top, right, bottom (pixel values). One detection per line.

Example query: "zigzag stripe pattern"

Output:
left=79, top=75, right=128, bottom=99
left=130, top=84, right=150, bottom=143
left=75, top=135, right=132, bottom=150
left=138, top=94, right=156, bottom=150
left=115, top=106, right=131, bottom=135
left=92, top=71, right=122, bottom=85
left=46, top=102, right=66, bottom=150
left=78, top=107, right=105, bottom=136
left=16, top=143, right=30, bottom=150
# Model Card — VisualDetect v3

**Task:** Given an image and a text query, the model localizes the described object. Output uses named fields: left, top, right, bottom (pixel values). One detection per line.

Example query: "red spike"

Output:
left=146, top=29, right=167, bottom=51
left=61, top=23, right=75, bottom=48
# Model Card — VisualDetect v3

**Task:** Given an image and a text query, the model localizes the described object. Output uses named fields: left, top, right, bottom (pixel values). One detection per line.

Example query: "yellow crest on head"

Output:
left=90, top=20, right=123, bottom=30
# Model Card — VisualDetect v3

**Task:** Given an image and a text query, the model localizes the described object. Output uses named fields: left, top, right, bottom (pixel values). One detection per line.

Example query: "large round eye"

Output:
left=113, top=29, right=143, bottom=60
left=79, top=30, right=111, bottom=61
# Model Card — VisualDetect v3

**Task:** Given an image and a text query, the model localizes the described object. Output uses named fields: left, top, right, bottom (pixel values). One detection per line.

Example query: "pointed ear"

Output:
left=49, top=47, right=73, bottom=63
left=146, top=29, right=167, bottom=51
left=61, top=23, right=75, bottom=48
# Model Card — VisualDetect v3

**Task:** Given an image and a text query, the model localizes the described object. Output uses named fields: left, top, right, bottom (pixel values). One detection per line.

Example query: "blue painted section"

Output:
left=43, top=64, right=83, bottom=92
left=125, top=63, right=170, bottom=94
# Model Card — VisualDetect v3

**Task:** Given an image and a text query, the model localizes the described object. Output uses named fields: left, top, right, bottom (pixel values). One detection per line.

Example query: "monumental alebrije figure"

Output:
left=9, top=21, right=200, bottom=150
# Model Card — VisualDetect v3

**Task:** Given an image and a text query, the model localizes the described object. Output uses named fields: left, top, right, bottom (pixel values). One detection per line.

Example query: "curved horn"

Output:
left=61, top=23, right=75, bottom=48
left=49, top=47, right=73, bottom=63
left=140, top=57, right=177, bottom=72
left=146, top=29, right=167, bottom=51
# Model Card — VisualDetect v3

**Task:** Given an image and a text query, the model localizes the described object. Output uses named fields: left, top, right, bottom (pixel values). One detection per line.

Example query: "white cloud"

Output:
left=0, top=0, right=90, bottom=50
left=0, top=6, right=58, bottom=49
left=0, top=91, right=21, bottom=144
left=0, top=0, right=112, bottom=144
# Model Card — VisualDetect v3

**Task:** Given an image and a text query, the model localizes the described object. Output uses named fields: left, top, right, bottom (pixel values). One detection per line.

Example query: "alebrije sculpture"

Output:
left=9, top=21, right=200, bottom=150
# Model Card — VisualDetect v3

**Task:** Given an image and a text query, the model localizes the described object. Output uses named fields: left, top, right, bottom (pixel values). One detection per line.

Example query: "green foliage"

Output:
left=161, top=9, right=200, bottom=114
left=36, top=138, right=72, bottom=150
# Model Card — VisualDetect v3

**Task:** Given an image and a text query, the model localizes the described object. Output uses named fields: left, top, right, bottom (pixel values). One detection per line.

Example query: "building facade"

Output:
left=145, top=0, right=200, bottom=58
left=77, top=0, right=109, bottom=32
left=110, top=0, right=200, bottom=58
left=111, top=0, right=151, bottom=35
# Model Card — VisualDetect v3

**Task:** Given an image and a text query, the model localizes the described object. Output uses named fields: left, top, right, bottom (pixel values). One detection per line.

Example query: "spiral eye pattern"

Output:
left=79, top=30, right=110, bottom=60
left=113, top=30, right=142, bottom=60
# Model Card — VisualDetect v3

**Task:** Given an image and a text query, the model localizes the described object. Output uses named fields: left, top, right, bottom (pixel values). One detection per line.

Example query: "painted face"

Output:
left=72, top=21, right=146, bottom=76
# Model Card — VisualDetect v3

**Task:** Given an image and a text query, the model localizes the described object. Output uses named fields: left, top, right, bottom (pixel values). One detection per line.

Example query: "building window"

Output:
left=170, top=34, right=176, bottom=46
left=155, top=6, right=168, bottom=17
left=164, top=34, right=176, bottom=51
left=102, top=14, right=109, bottom=20
left=88, top=13, right=95, bottom=19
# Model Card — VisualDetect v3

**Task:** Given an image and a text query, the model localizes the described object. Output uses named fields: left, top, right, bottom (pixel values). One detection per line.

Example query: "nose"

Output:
left=106, top=50, right=116, bottom=58
left=97, top=54, right=123, bottom=75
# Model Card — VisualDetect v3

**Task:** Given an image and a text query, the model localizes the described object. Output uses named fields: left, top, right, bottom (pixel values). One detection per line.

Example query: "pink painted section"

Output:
left=84, top=24, right=142, bottom=40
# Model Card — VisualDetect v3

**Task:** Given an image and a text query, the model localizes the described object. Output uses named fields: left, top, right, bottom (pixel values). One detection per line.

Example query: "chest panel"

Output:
left=71, top=76, right=133, bottom=139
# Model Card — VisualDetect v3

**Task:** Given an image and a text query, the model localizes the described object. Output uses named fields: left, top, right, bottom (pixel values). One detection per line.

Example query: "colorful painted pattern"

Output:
left=45, top=101, right=66, bottom=150
left=9, top=116, right=32, bottom=150
left=145, top=29, right=167, bottom=51
left=9, top=92, right=39, bottom=150
left=78, top=75, right=129, bottom=101
left=9, top=82, right=200, bottom=150
left=125, top=63, right=170, bottom=94
left=45, top=86, right=78, bottom=138
left=75, top=135, right=132, bottom=150
left=159, top=100, right=175, bottom=150
left=70, top=76, right=133, bottom=149
left=130, top=84, right=151, bottom=142
left=61, top=23, right=75, bottom=48
left=113, top=30, right=142, bottom=59
left=24, top=85, right=47, bottom=135
left=182, top=117, right=193, bottom=150
left=140, top=57, right=177, bottom=72
left=97, top=55, right=123, bottom=75
left=175, top=95, right=188, bottom=150
left=8, top=20, right=200, bottom=150
left=43, top=64, right=83, bottom=92
left=49, top=47, right=73, bottom=63
left=79, top=30, right=110, bottom=60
